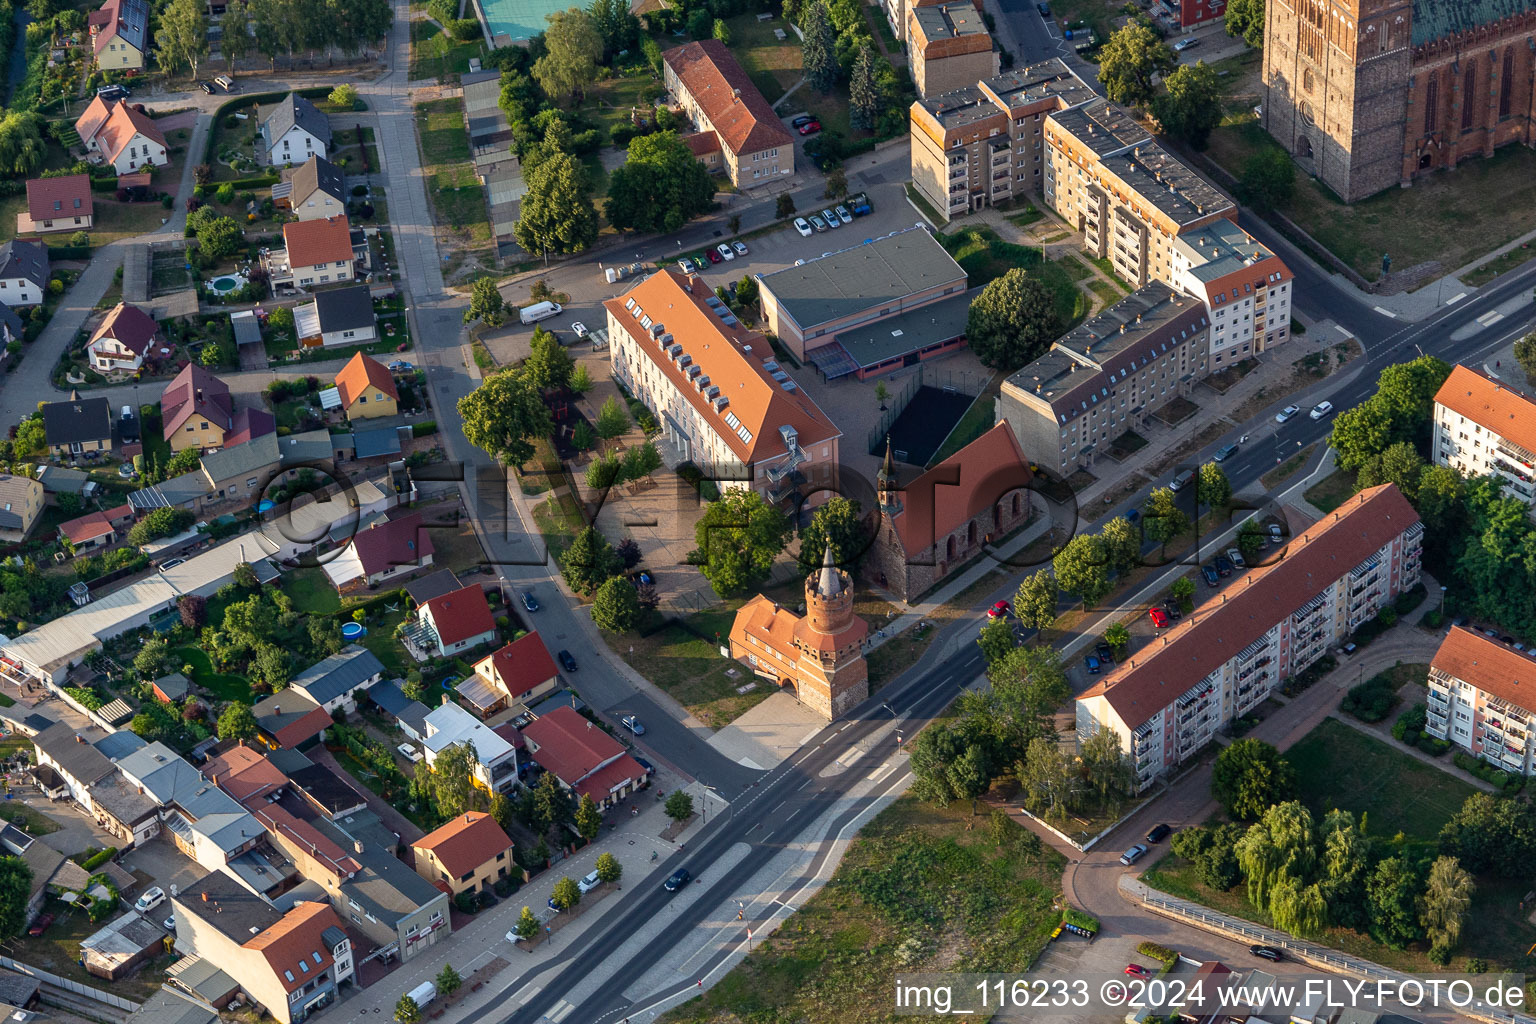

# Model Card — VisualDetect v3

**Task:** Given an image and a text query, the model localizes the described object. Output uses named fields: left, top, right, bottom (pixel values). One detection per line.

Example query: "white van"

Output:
left=406, top=981, right=436, bottom=1009
left=519, top=300, right=562, bottom=325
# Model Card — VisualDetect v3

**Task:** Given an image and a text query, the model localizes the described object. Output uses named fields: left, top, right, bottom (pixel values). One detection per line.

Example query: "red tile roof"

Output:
left=1432, top=626, right=1536, bottom=712
left=574, top=753, right=648, bottom=804
left=247, top=799, right=362, bottom=880
left=283, top=215, right=353, bottom=269
left=243, top=901, right=346, bottom=994
left=422, top=585, right=495, bottom=647
left=90, top=302, right=159, bottom=355
left=74, top=96, right=114, bottom=147
left=682, top=130, right=721, bottom=157
left=96, top=102, right=166, bottom=164
left=350, top=512, right=434, bottom=577
left=1080, top=484, right=1421, bottom=729
left=411, top=811, right=514, bottom=879
left=474, top=632, right=559, bottom=702
left=59, top=506, right=127, bottom=546
left=226, top=407, right=277, bottom=447
left=521, top=705, right=627, bottom=787
left=1434, top=364, right=1536, bottom=460
left=162, top=363, right=233, bottom=438
left=203, top=744, right=285, bottom=803
left=334, top=352, right=398, bottom=408
left=663, top=40, right=793, bottom=157
left=886, top=423, right=1031, bottom=552
left=25, top=174, right=94, bottom=224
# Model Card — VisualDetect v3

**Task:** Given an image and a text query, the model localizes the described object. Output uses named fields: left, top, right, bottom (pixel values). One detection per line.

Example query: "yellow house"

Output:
left=162, top=363, right=233, bottom=453
left=0, top=474, right=44, bottom=543
left=334, top=352, right=398, bottom=421
left=410, top=812, right=516, bottom=896
left=89, top=0, right=147, bottom=70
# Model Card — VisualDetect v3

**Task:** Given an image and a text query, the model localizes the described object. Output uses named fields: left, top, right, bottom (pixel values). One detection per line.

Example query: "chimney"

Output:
left=273, top=705, right=280, bottom=715
left=196, top=388, right=203, bottom=402
left=353, top=840, right=364, bottom=854
left=76, top=735, right=84, bottom=743
left=201, top=892, right=209, bottom=902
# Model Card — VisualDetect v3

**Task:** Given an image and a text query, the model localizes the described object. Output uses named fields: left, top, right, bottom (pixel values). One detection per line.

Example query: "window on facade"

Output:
left=1425, top=75, right=1438, bottom=133
left=1501, top=50, right=1514, bottom=117
left=1462, top=62, right=1477, bottom=130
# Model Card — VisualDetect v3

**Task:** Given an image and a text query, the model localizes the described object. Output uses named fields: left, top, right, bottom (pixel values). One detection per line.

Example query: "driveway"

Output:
left=117, top=833, right=207, bottom=901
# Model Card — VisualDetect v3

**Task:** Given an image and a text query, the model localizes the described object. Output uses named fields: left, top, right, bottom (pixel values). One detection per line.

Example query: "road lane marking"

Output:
left=868, top=762, right=896, bottom=782
left=1446, top=292, right=1467, bottom=304
left=1478, top=310, right=1505, bottom=326
left=1373, top=306, right=1397, bottom=318
left=549, top=999, right=576, bottom=1022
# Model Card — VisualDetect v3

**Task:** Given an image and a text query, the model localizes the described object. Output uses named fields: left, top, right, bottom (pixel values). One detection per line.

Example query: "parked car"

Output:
left=732, top=241, right=749, bottom=256
left=791, top=114, right=814, bottom=128
left=621, top=715, right=645, bottom=735
left=1119, top=844, right=1148, bottom=866
left=1202, top=565, right=1221, bottom=587
left=1268, top=523, right=1285, bottom=544
left=809, top=215, right=827, bottom=232
left=987, top=600, right=1011, bottom=619
left=834, top=205, right=852, bottom=224
left=1170, top=468, right=1196, bottom=491
left=1037, top=1, right=1050, bottom=13
left=571, top=322, right=589, bottom=338
left=1213, top=554, right=1234, bottom=576
left=1149, top=607, right=1171, bottom=629
left=163, top=915, right=176, bottom=931
left=161, top=558, right=184, bottom=569
left=794, top=218, right=813, bottom=237
left=706, top=248, right=722, bottom=264
left=199, top=81, right=214, bottom=94
left=558, top=650, right=578, bottom=672
left=1250, top=945, right=1284, bottom=962
left=1310, top=400, right=1335, bottom=420
left=135, top=887, right=166, bottom=913
left=1162, top=598, right=1183, bottom=620
left=1213, top=442, right=1238, bottom=462
left=97, top=84, right=129, bottom=100
left=798, top=120, right=821, bottom=135
left=677, top=258, right=695, bottom=273
left=1095, top=641, right=1115, bottom=664
left=522, top=591, right=540, bottom=612
left=717, top=243, right=735, bottom=261
left=1174, top=37, right=1199, bottom=51
left=664, top=868, right=691, bottom=892
left=1084, top=654, right=1101, bottom=675
left=821, top=209, right=840, bottom=228
left=1275, top=404, right=1301, bottom=423
left=388, top=360, right=415, bottom=372
left=26, top=913, right=52, bottom=937
left=213, top=75, right=235, bottom=92
left=397, top=743, right=423, bottom=762
left=1145, top=823, right=1172, bottom=843
left=1125, top=508, right=1141, bottom=524
left=577, top=871, right=602, bottom=894
left=1124, top=964, right=1149, bottom=976
left=1226, top=547, right=1246, bottom=569
left=547, top=896, right=563, bottom=912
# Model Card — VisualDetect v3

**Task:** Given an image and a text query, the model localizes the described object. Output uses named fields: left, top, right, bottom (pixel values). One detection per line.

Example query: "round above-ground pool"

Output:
left=256, top=499, right=275, bottom=513
left=341, top=623, right=366, bottom=640
left=207, top=273, right=248, bottom=294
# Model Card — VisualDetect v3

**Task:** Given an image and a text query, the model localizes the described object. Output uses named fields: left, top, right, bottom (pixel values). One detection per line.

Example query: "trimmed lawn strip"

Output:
left=283, top=567, right=343, bottom=614
left=416, top=98, right=472, bottom=165
left=622, top=608, right=771, bottom=730
left=938, top=225, right=1088, bottom=328
left=410, top=19, right=485, bottom=81
left=1304, top=467, right=1356, bottom=514
left=1261, top=443, right=1317, bottom=489
left=172, top=646, right=253, bottom=703
left=927, top=380, right=999, bottom=467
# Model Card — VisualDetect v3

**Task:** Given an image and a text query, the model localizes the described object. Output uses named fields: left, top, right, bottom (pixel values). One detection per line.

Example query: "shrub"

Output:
left=1391, top=703, right=1427, bottom=743
left=1136, top=941, right=1177, bottom=964
left=80, top=846, right=117, bottom=871
left=1340, top=673, right=1398, bottom=722
left=1416, top=735, right=1450, bottom=756
left=352, top=184, right=368, bottom=197
left=1421, top=609, right=1444, bottom=629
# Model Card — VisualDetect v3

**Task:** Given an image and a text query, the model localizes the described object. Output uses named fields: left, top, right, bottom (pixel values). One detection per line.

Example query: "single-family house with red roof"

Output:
left=410, top=812, right=516, bottom=896
left=267, top=216, right=355, bottom=291
left=322, top=512, right=435, bottom=590
left=162, top=363, right=234, bottom=452
left=58, top=503, right=133, bottom=550
left=88, top=0, right=147, bottom=69
left=465, top=632, right=561, bottom=716
left=415, top=585, right=496, bottom=658
left=250, top=690, right=333, bottom=750
left=519, top=706, right=650, bottom=810
left=74, top=98, right=166, bottom=174
left=20, top=174, right=94, bottom=234
left=86, top=302, right=159, bottom=374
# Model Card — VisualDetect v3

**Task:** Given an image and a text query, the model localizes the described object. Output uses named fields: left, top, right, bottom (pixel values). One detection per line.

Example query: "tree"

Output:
left=514, top=152, right=599, bottom=257
left=1099, top=516, right=1142, bottom=575
left=0, top=113, right=44, bottom=178
left=308, top=616, right=344, bottom=656
left=329, top=83, right=359, bottom=109
left=395, top=995, right=421, bottom=1024
left=252, top=644, right=290, bottom=688
left=1155, top=61, right=1222, bottom=148
left=1234, top=800, right=1316, bottom=910
left=1236, top=147, right=1295, bottom=211
left=595, top=396, right=629, bottom=440
left=436, top=964, right=462, bottom=998
left=1098, top=21, right=1174, bottom=107
left=217, top=702, right=258, bottom=742
left=798, top=497, right=868, bottom=571
left=560, top=526, right=622, bottom=595
left=606, top=132, right=715, bottom=234
left=575, top=793, right=603, bottom=842
left=268, top=305, right=294, bottom=333
left=489, top=791, right=515, bottom=834
left=976, top=616, right=1014, bottom=664
left=1103, top=621, right=1130, bottom=655
left=985, top=646, right=1071, bottom=749
left=775, top=193, right=796, bottom=219
left=128, top=508, right=194, bottom=547
left=1515, top=332, right=1536, bottom=386
left=166, top=447, right=202, bottom=476
left=156, top=0, right=209, bottom=79
left=591, top=576, right=641, bottom=633
left=178, top=594, right=207, bottom=629
left=524, top=327, right=574, bottom=389
left=587, top=0, right=637, bottom=57
left=512, top=905, right=540, bottom=940
left=133, top=635, right=170, bottom=679
left=694, top=489, right=792, bottom=597
left=620, top=440, right=662, bottom=482
left=1014, top=570, right=1058, bottom=630
left=458, top=370, right=554, bottom=468
left=570, top=365, right=594, bottom=394
left=1016, top=736, right=1077, bottom=818
left=0, top=856, right=30, bottom=941
left=1414, top=464, right=1464, bottom=535
left=850, top=44, right=880, bottom=130
left=191, top=212, right=241, bottom=262
left=988, top=808, right=1011, bottom=846
left=664, top=790, right=694, bottom=823
left=1329, top=401, right=1395, bottom=471
left=532, top=771, right=574, bottom=834
left=221, top=0, right=251, bottom=64
left=1224, top=0, right=1263, bottom=47
left=685, top=7, right=710, bottom=37
left=429, top=743, right=477, bottom=819
left=801, top=0, right=837, bottom=93
left=1356, top=441, right=1426, bottom=503
left=824, top=167, right=848, bottom=198
left=711, top=17, right=730, bottom=43
left=533, top=8, right=603, bottom=102
left=464, top=278, right=506, bottom=327
left=1053, top=534, right=1111, bottom=608
left=965, top=268, right=1062, bottom=371
left=1141, top=487, right=1189, bottom=545
left=1438, top=791, right=1536, bottom=877
left=1197, top=462, right=1231, bottom=509
left=1269, top=876, right=1329, bottom=938
left=595, top=850, right=622, bottom=883
left=1212, top=738, right=1295, bottom=821
left=1170, top=575, right=1196, bottom=607
left=1420, top=854, right=1473, bottom=952
left=550, top=876, right=581, bottom=910
left=199, top=343, right=223, bottom=368
left=1236, top=519, right=1266, bottom=561
left=1079, top=726, right=1133, bottom=805
left=1366, top=855, right=1424, bottom=949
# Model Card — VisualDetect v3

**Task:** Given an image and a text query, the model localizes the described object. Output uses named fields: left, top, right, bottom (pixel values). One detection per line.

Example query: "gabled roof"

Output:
left=90, top=302, right=159, bottom=355
left=475, top=631, right=559, bottom=699
left=74, top=95, right=115, bottom=144
left=349, top=513, right=434, bottom=576
left=199, top=432, right=280, bottom=484
left=90, top=0, right=147, bottom=54
left=243, top=901, right=344, bottom=995
left=1080, top=485, right=1421, bottom=730
left=412, top=811, right=513, bottom=878
left=662, top=39, right=792, bottom=156
left=421, top=584, right=495, bottom=647
left=202, top=743, right=286, bottom=802
left=96, top=102, right=167, bottom=164
left=59, top=505, right=130, bottom=546
left=1434, top=364, right=1536, bottom=459
left=290, top=645, right=385, bottom=704
left=335, top=351, right=396, bottom=408
left=250, top=689, right=332, bottom=747
left=26, top=174, right=94, bottom=223
left=32, top=721, right=116, bottom=786
left=313, top=285, right=376, bottom=335
left=262, top=93, right=334, bottom=150
left=520, top=705, right=626, bottom=786
left=1432, top=626, right=1536, bottom=713
left=288, top=154, right=346, bottom=207
left=282, top=215, right=352, bottom=268
left=41, top=393, right=112, bottom=446
left=884, top=423, right=1031, bottom=552
left=226, top=407, right=277, bottom=448
left=162, top=363, right=233, bottom=438
left=0, top=239, right=50, bottom=288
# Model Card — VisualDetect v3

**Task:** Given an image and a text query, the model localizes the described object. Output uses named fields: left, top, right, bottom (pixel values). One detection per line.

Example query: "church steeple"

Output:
left=877, top=436, right=901, bottom=516
left=817, top=544, right=842, bottom=598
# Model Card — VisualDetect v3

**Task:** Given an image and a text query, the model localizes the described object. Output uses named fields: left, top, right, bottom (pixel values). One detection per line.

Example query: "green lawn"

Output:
left=171, top=646, right=253, bottom=703
left=720, top=16, right=801, bottom=104
left=659, top=795, right=1066, bottom=1024
left=582, top=72, right=654, bottom=140
left=928, top=386, right=998, bottom=467
left=1286, top=717, right=1474, bottom=839
left=282, top=567, right=343, bottom=614
left=415, top=97, right=472, bottom=165
left=617, top=608, right=772, bottom=730
left=357, top=603, right=411, bottom=679
left=0, top=802, right=59, bottom=836
left=531, top=493, right=586, bottom=562
left=427, top=163, right=492, bottom=244
left=409, top=19, right=485, bottom=81
left=1305, top=467, right=1356, bottom=514
left=939, top=225, right=1088, bottom=329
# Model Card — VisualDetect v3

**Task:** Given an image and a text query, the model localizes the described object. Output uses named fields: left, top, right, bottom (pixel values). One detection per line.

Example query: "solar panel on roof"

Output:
left=705, top=296, right=723, bottom=307
left=722, top=315, right=738, bottom=325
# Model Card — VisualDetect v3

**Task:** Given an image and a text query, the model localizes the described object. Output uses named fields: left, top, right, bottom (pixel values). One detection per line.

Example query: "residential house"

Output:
left=268, top=216, right=355, bottom=291
left=464, top=632, right=560, bottom=716
left=162, top=363, right=234, bottom=452
left=260, top=94, right=333, bottom=167
left=41, top=392, right=112, bottom=458
left=58, top=502, right=134, bottom=550
left=410, top=812, right=516, bottom=897
left=364, top=680, right=430, bottom=743
left=0, top=474, right=45, bottom=543
left=87, top=302, right=160, bottom=374
left=520, top=705, right=650, bottom=809
left=414, top=584, right=495, bottom=658
left=0, top=301, right=22, bottom=345
left=1171, top=218, right=1294, bottom=366
left=199, top=433, right=280, bottom=505
left=81, top=912, right=167, bottom=980
left=1433, top=364, right=1536, bottom=513
left=420, top=701, right=518, bottom=794
left=88, top=0, right=148, bottom=68
left=331, top=809, right=450, bottom=962
left=251, top=690, right=332, bottom=750
left=322, top=513, right=435, bottom=590
left=908, top=3, right=997, bottom=100
left=661, top=40, right=793, bottom=188
left=1426, top=626, right=1536, bottom=775
left=173, top=872, right=352, bottom=1024
left=0, top=239, right=50, bottom=306
left=74, top=98, right=167, bottom=174
left=287, top=646, right=385, bottom=714
left=226, top=408, right=278, bottom=448
left=296, top=285, right=378, bottom=350
left=151, top=672, right=191, bottom=703
left=281, top=155, right=347, bottom=221
left=1, top=822, right=64, bottom=930
left=30, top=722, right=120, bottom=813
left=1076, top=485, right=1424, bottom=790
left=333, top=351, right=396, bottom=418
left=114, top=741, right=265, bottom=871
left=21, top=174, right=94, bottom=234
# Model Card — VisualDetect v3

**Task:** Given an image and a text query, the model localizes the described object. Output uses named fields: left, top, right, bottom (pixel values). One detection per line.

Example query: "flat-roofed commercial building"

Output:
left=1172, top=218, right=1294, bottom=366
left=1043, top=98, right=1235, bottom=289
left=1427, top=626, right=1536, bottom=775
left=908, top=3, right=996, bottom=100
left=909, top=60, right=1093, bottom=222
left=1432, top=364, right=1536, bottom=511
left=996, top=285, right=1210, bottom=476
left=1078, top=485, right=1424, bottom=790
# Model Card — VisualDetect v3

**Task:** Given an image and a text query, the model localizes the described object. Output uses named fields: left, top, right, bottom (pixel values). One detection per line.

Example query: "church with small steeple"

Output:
left=727, top=545, right=869, bottom=721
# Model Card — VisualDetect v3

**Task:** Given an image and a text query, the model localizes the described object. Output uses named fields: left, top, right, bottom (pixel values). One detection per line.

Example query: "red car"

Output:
left=1149, top=607, right=1171, bottom=629
left=706, top=249, right=722, bottom=264
left=1124, top=964, right=1149, bottom=976
left=798, top=121, right=821, bottom=135
left=27, top=913, right=52, bottom=937
left=987, top=600, right=1011, bottom=619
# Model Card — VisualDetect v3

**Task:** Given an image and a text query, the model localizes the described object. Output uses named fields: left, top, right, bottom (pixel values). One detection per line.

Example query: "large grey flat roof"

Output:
left=758, top=227, right=966, bottom=331
left=825, top=292, right=972, bottom=370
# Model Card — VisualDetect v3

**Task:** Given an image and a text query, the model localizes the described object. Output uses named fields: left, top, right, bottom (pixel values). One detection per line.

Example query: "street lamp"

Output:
left=1439, top=585, right=1448, bottom=616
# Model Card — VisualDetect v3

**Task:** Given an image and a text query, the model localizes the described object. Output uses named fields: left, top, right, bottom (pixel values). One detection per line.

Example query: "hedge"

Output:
left=81, top=846, right=117, bottom=871
left=411, top=421, right=438, bottom=437
left=1453, top=751, right=1526, bottom=791
left=1061, top=908, right=1099, bottom=931
left=1136, top=941, right=1178, bottom=965
left=222, top=173, right=282, bottom=190
left=47, top=245, right=90, bottom=260
left=90, top=177, right=118, bottom=192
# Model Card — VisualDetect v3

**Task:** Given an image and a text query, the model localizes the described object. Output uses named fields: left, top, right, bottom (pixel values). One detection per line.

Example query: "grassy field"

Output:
left=531, top=492, right=587, bottom=563
left=172, top=646, right=252, bottom=702
left=409, top=19, right=485, bottom=81
left=621, top=608, right=773, bottom=730
left=416, top=97, right=472, bottom=164
left=583, top=71, right=654, bottom=140
left=282, top=567, right=343, bottom=614
left=415, top=98, right=493, bottom=248
left=721, top=15, right=801, bottom=105
left=1304, top=467, right=1356, bottom=514
left=939, top=225, right=1088, bottom=329
left=0, top=802, right=60, bottom=835
left=659, top=795, right=1067, bottom=1024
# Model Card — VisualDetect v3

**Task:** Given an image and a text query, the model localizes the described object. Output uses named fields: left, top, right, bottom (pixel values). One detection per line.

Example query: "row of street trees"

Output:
left=159, top=0, right=392, bottom=78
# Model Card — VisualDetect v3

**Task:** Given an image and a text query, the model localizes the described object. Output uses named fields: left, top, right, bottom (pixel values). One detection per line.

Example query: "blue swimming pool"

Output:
left=474, top=0, right=567, bottom=44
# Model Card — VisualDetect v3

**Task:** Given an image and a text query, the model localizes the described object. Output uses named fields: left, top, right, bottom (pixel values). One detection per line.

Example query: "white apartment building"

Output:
left=1077, top=485, right=1423, bottom=790
left=1432, top=363, right=1536, bottom=509
left=1427, top=626, right=1536, bottom=775
left=1171, top=219, right=1295, bottom=367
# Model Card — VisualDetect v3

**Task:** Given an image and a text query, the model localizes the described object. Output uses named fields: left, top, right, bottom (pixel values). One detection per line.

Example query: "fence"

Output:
left=0, top=955, right=142, bottom=1012
left=864, top=364, right=991, bottom=456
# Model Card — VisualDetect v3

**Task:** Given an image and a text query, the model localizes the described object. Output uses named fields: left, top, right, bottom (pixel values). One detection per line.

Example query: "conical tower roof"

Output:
left=816, top=543, right=842, bottom=598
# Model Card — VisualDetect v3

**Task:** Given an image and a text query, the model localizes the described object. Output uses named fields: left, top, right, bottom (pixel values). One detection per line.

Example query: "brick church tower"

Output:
left=791, top=547, right=870, bottom=720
